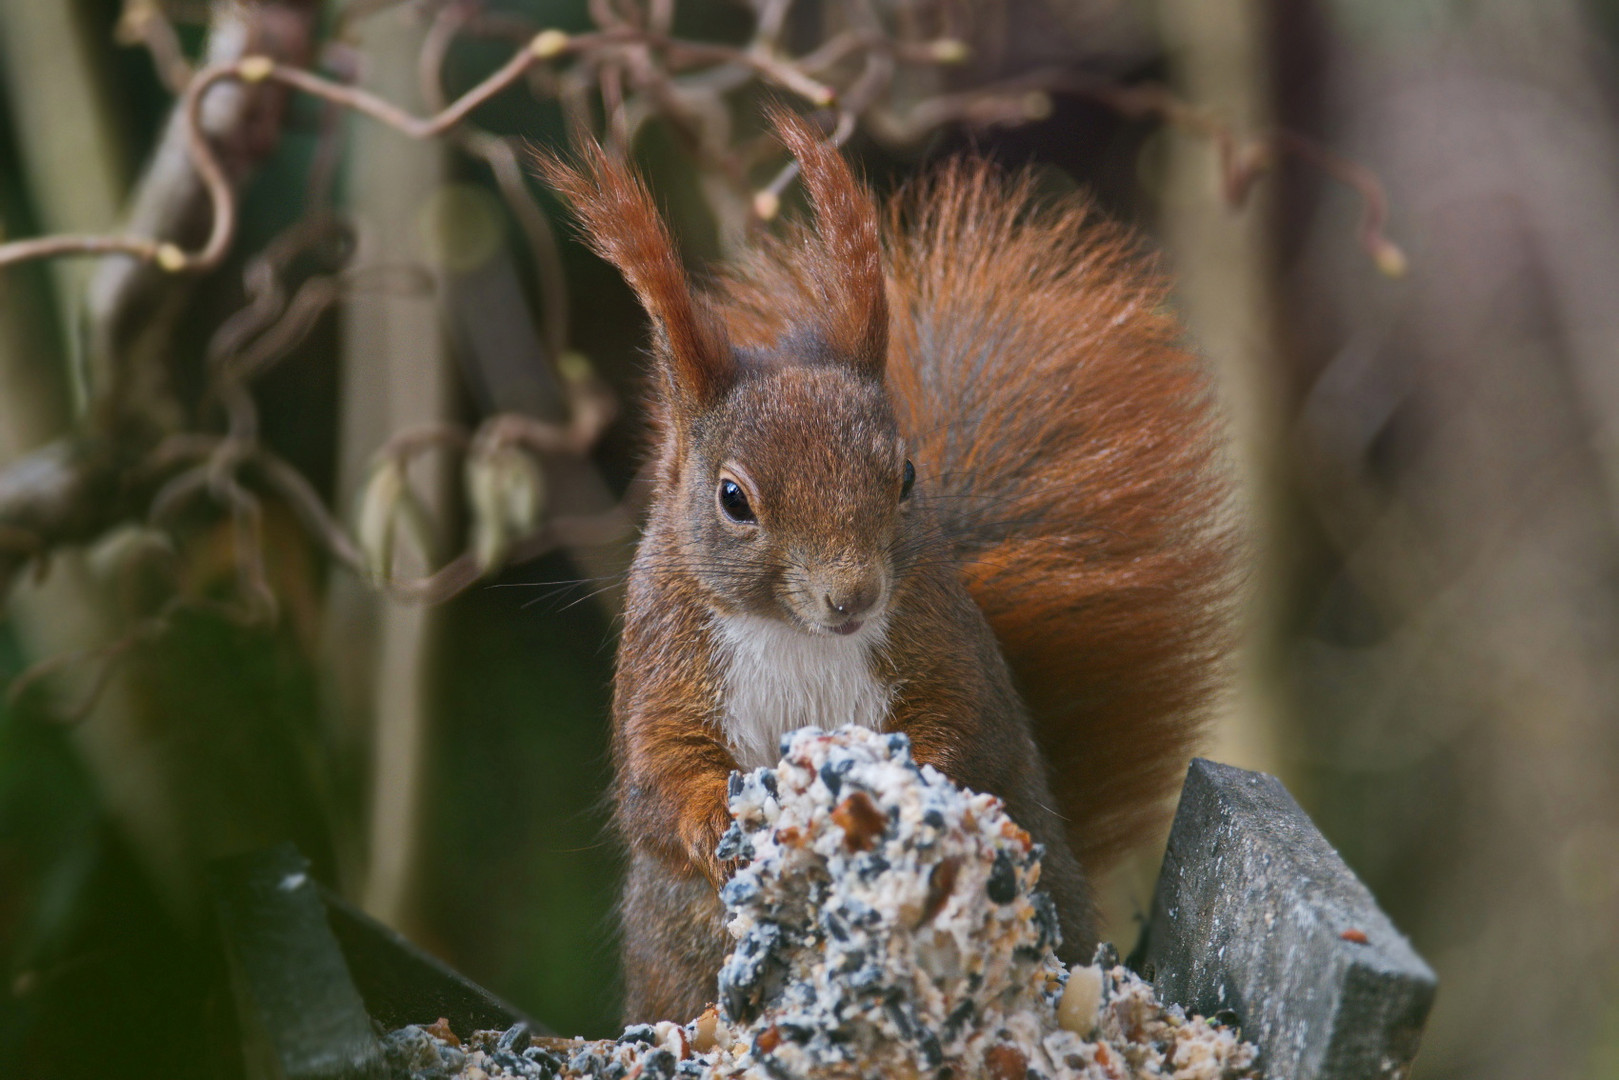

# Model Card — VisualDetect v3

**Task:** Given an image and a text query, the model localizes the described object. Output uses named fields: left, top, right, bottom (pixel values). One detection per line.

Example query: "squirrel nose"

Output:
left=824, top=584, right=878, bottom=621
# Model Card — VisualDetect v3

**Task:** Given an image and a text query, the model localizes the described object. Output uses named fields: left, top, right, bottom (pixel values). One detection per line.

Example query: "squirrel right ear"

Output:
left=532, top=140, right=734, bottom=409
left=769, top=108, right=888, bottom=379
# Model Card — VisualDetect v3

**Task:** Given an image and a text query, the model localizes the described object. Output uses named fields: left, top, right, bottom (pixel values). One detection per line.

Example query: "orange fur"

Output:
left=536, top=114, right=1236, bottom=1021
left=886, top=166, right=1234, bottom=871
left=532, top=139, right=732, bottom=417
left=709, top=148, right=1235, bottom=875
left=766, top=109, right=888, bottom=372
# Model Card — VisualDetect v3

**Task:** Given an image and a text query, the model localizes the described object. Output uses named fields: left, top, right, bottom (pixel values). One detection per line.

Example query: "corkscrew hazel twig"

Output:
left=1, top=1, right=1404, bottom=278
left=0, top=0, right=1405, bottom=646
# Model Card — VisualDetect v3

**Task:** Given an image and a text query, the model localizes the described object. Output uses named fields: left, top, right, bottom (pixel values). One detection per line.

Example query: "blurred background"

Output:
left=2, top=0, right=1618, bottom=1076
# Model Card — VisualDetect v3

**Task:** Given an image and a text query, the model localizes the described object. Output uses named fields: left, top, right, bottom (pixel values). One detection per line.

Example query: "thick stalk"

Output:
left=1156, top=0, right=1287, bottom=778
left=0, top=0, right=189, bottom=912
left=324, top=4, right=452, bottom=928
left=0, top=0, right=126, bottom=403
left=1091, top=0, right=1290, bottom=955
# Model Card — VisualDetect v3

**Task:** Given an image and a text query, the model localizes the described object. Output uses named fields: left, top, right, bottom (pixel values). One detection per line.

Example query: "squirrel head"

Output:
left=537, top=111, right=922, bottom=636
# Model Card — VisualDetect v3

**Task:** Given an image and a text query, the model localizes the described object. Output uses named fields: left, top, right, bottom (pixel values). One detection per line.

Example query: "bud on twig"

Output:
left=1372, top=237, right=1409, bottom=279
left=465, top=440, right=546, bottom=576
left=752, top=190, right=782, bottom=221
left=556, top=351, right=594, bottom=384
left=530, top=29, right=571, bottom=60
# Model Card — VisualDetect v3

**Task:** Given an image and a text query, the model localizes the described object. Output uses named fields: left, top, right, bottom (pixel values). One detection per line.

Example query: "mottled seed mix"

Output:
left=388, top=726, right=1258, bottom=1079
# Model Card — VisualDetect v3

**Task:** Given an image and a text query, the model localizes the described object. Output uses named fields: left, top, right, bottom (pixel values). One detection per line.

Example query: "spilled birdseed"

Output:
left=389, top=726, right=1259, bottom=1079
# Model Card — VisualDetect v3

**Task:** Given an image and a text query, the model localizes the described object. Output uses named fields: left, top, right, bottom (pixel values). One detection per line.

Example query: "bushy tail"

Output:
left=883, top=162, right=1238, bottom=874
left=711, top=144, right=1238, bottom=875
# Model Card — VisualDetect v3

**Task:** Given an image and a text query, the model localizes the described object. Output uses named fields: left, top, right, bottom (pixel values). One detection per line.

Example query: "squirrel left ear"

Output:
left=770, top=108, right=889, bottom=380
left=532, top=139, right=734, bottom=412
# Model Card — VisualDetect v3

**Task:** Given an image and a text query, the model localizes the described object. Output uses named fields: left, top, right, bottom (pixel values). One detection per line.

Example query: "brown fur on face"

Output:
left=679, top=360, right=915, bottom=631
left=535, top=120, right=917, bottom=633
left=536, top=109, right=1236, bottom=1023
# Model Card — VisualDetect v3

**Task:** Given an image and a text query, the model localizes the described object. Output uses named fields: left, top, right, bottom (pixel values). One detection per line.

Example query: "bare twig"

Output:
left=117, top=0, right=194, bottom=92
left=0, top=30, right=557, bottom=274
left=1, top=0, right=1406, bottom=631
left=4, top=0, right=1406, bottom=281
left=1033, top=71, right=1406, bottom=274
left=6, top=615, right=161, bottom=722
left=0, top=440, right=127, bottom=607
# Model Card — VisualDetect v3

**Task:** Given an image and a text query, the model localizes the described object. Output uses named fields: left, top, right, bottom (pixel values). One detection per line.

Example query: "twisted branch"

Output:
left=0, top=0, right=1405, bottom=639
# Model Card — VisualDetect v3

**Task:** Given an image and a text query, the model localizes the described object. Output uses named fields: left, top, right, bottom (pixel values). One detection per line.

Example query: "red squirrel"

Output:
left=536, top=111, right=1235, bottom=1023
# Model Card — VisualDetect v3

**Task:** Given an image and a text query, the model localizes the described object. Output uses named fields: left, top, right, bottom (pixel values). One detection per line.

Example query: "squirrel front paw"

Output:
left=704, top=857, right=743, bottom=891
left=686, top=802, right=738, bottom=890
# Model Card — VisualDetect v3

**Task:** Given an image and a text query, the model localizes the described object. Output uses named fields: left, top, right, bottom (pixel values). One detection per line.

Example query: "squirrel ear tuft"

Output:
left=531, top=139, right=734, bottom=409
left=768, top=108, right=888, bottom=379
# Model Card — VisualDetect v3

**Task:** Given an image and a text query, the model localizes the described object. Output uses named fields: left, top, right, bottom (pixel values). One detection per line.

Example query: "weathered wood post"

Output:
left=211, top=843, right=533, bottom=1079
left=1141, top=759, right=1438, bottom=1080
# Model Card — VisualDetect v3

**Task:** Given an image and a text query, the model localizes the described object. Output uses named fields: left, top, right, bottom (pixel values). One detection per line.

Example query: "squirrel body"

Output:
left=538, top=114, right=1234, bottom=1025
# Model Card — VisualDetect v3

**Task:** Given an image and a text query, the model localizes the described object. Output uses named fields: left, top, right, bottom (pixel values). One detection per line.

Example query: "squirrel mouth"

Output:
left=829, top=620, right=864, bottom=636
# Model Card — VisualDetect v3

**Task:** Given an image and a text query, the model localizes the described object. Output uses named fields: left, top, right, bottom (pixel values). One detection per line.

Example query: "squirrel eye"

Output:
left=900, top=459, right=916, bottom=501
left=718, top=478, right=756, bottom=524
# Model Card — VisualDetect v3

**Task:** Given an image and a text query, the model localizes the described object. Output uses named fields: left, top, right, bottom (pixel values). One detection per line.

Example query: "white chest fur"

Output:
left=713, top=613, right=894, bottom=770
